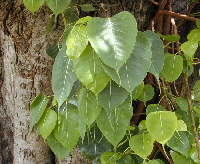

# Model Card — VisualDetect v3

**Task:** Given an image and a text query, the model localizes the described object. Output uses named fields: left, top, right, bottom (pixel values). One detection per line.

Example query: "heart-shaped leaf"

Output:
left=23, top=0, right=44, bottom=13
left=87, top=11, right=138, bottom=70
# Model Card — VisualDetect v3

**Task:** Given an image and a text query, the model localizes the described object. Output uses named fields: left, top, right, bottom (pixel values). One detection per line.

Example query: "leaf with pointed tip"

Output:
left=176, top=97, right=188, bottom=112
left=52, top=47, right=77, bottom=108
left=38, top=109, right=57, bottom=139
left=97, top=97, right=132, bottom=148
left=138, top=84, right=154, bottom=103
left=46, top=44, right=62, bottom=59
left=103, top=32, right=151, bottom=92
left=161, top=54, right=183, bottom=82
left=74, top=46, right=110, bottom=96
left=181, top=41, right=198, bottom=57
left=187, top=29, right=200, bottom=43
left=46, top=0, right=71, bottom=16
left=87, top=11, right=138, bottom=70
left=129, top=133, right=154, bottom=159
left=77, top=88, right=102, bottom=126
left=30, top=93, right=49, bottom=131
left=47, top=133, right=70, bottom=160
left=146, top=111, right=177, bottom=144
left=54, top=109, right=80, bottom=150
left=23, top=0, right=44, bottom=13
left=98, top=81, right=129, bottom=113
left=66, top=17, right=91, bottom=60
left=144, top=31, right=164, bottom=78
left=132, top=82, right=144, bottom=100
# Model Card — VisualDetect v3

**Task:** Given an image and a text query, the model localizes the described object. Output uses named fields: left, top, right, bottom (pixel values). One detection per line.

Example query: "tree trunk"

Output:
left=0, top=0, right=198, bottom=163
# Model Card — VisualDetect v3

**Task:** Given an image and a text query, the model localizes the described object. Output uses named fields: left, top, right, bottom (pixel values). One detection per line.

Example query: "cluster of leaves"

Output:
left=24, top=0, right=200, bottom=163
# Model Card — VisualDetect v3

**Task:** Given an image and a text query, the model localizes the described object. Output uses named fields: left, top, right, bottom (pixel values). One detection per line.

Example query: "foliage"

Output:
left=24, top=0, right=200, bottom=163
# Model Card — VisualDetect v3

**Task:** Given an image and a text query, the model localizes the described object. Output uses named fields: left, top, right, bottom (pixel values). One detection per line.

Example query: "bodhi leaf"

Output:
left=54, top=108, right=80, bottom=150
left=77, top=88, right=102, bottom=126
left=129, top=133, right=154, bottom=159
left=181, top=41, right=198, bottom=57
left=132, top=82, right=144, bottom=100
left=23, top=0, right=44, bottom=13
left=196, top=19, right=200, bottom=29
left=102, top=32, right=152, bottom=92
left=66, top=17, right=91, bottom=60
left=81, top=4, right=96, bottom=12
left=116, top=155, right=135, bottom=164
left=74, top=46, right=110, bottom=96
left=101, top=152, right=121, bottom=164
left=147, top=159, right=165, bottom=164
left=87, top=11, right=138, bottom=71
left=146, top=104, right=165, bottom=115
left=176, top=120, right=187, bottom=131
left=38, top=109, right=57, bottom=139
left=176, top=97, right=188, bottom=112
left=144, top=30, right=164, bottom=78
left=46, top=133, right=70, bottom=160
left=138, top=84, right=154, bottom=103
left=46, top=0, right=71, bottom=16
left=146, top=111, right=177, bottom=144
left=96, top=97, right=132, bottom=148
left=30, top=93, right=49, bottom=131
left=161, top=54, right=183, bottom=82
left=187, top=29, right=200, bottom=43
left=192, top=80, right=200, bottom=100
left=52, top=47, right=77, bottom=108
left=167, top=131, right=190, bottom=156
left=98, top=81, right=129, bottom=113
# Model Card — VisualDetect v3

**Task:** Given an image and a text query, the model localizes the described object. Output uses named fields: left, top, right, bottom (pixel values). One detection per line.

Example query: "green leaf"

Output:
left=129, top=133, right=154, bottom=159
left=54, top=109, right=80, bottom=150
left=102, top=31, right=152, bottom=92
left=74, top=46, right=110, bottom=95
left=171, top=151, right=196, bottom=164
left=46, top=133, right=70, bottom=160
left=181, top=41, right=198, bottom=57
left=164, top=35, right=180, bottom=42
left=38, top=109, right=57, bottom=139
left=146, top=104, right=165, bottom=115
left=97, top=97, right=132, bottom=148
left=116, top=155, right=135, bottom=164
left=30, top=93, right=49, bottom=130
left=167, top=131, right=190, bottom=156
left=187, top=29, right=200, bottom=43
left=101, top=152, right=121, bottom=164
left=192, top=80, right=200, bottom=100
left=46, top=44, right=62, bottom=59
left=78, top=126, right=111, bottom=164
left=78, top=115, right=86, bottom=141
left=161, top=54, right=183, bottom=82
left=52, top=47, right=77, bottom=108
left=77, top=88, right=102, bottom=126
left=81, top=4, right=96, bottom=12
left=46, top=0, right=71, bottom=16
left=144, top=31, right=164, bottom=78
left=87, top=11, right=138, bottom=71
left=66, top=17, right=91, bottom=60
left=132, top=82, right=144, bottom=100
left=196, top=19, right=200, bottom=29
left=176, top=97, right=188, bottom=112
left=23, top=0, right=44, bottom=13
left=138, top=84, right=154, bottom=103
left=146, top=111, right=177, bottom=144
left=176, top=120, right=187, bottom=131
left=147, top=159, right=165, bottom=164
left=189, top=146, right=200, bottom=163
left=98, top=81, right=129, bottom=113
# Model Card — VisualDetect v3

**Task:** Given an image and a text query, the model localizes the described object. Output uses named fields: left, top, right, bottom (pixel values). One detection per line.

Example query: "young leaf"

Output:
left=98, top=81, right=129, bottom=113
left=52, top=47, right=77, bottom=108
left=129, top=133, right=154, bottom=159
left=54, top=109, right=80, bottom=150
left=102, top=32, right=152, bottom=92
left=187, top=29, right=200, bottom=43
left=181, top=41, right=198, bottom=57
left=192, top=80, right=200, bottom=100
left=77, top=88, right=102, bottom=126
left=161, top=54, right=183, bottom=82
left=144, top=30, right=164, bottom=78
left=146, top=111, right=177, bottom=144
left=23, top=0, right=44, bottom=13
left=96, top=97, right=132, bottom=148
left=46, top=133, right=70, bottom=160
left=167, top=131, right=190, bottom=156
left=87, top=11, right=138, bottom=71
left=74, top=46, right=110, bottom=96
left=176, top=120, right=187, bottom=131
left=30, top=93, right=49, bottom=130
left=116, top=155, right=135, bottom=164
left=46, top=0, right=71, bottom=16
left=138, top=84, right=154, bottom=103
left=101, top=152, right=121, bottom=164
left=38, top=109, right=57, bottom=139
left=78, top=126, right=111, bottom=164
left=146, top=104, right=165, bottom=115
left=66, top=17, right=91, bottom=60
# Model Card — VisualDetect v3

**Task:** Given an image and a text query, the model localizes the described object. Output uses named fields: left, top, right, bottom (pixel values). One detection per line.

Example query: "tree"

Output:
left=0, top=0, right=200, bottom=164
